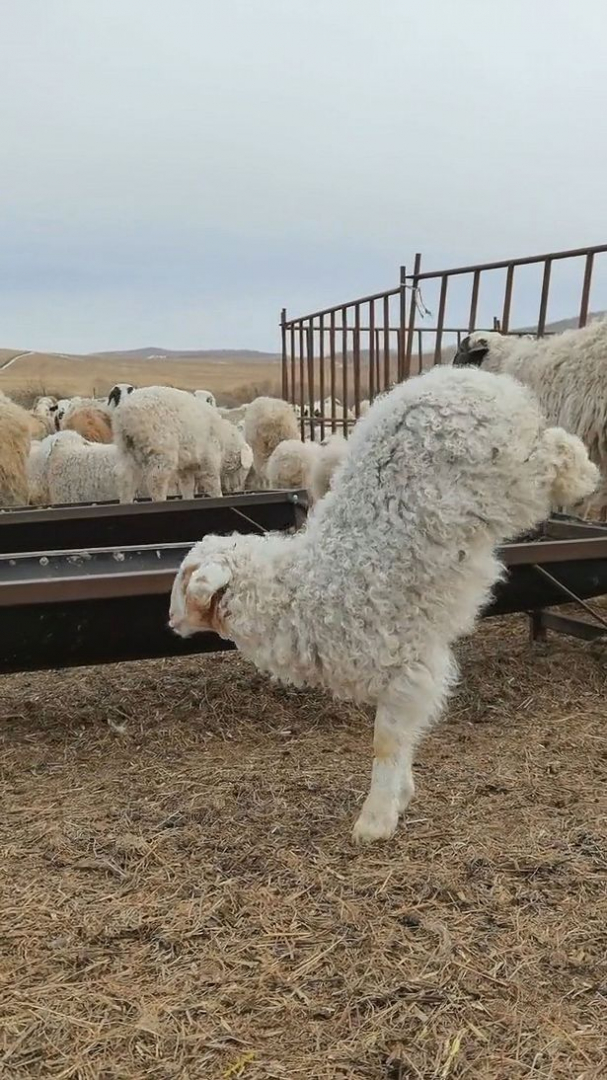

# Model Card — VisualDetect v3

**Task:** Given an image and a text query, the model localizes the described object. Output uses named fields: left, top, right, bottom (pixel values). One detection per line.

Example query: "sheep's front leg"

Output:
left=352, top=653, right=453, bottom=844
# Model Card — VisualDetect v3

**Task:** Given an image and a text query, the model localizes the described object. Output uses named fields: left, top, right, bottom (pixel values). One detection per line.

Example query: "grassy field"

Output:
left=1, top=612, right=605, bottom=1078
left=0, top=350, right=284, bottom=406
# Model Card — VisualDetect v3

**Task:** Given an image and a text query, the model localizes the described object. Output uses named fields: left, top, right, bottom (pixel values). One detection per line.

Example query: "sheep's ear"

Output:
left=184, top=561, right=232, bottom=631
left=108, top=387, right=120, bottom=407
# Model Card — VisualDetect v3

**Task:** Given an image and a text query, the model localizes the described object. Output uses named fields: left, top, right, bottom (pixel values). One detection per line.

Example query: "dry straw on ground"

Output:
left=1, top=614, right=606, bottom=1078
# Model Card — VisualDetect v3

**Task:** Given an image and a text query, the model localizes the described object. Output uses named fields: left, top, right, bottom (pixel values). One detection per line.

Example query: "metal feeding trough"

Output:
left=0, top=499, right=605, bottom=675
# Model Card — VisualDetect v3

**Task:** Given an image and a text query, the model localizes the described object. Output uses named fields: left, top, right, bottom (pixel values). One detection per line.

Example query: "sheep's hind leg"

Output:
left=352, top=651, right=454, bottom=844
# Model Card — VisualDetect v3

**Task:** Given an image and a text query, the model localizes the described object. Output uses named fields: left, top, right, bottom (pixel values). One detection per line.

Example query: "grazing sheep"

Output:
left=112, top=386, right=224, bottom=502
left=42, top=431, right=120, bottom=504
left=170, top=366, right=598, bottom=843
left=0, top=392, right=32, bottom=506
left=308, top=433, right=348, bottom=504
left=452, top=321, right=607, bottom=517
left=61, top=404, right=113, bottom=444
left=219, top=404, right=249, bottom=427
left=194, top=389, right=217, bottom=408
left=266, top=439, right=322, bottom=494
left=244, top=397, right=299, bottom=486
left=217, top=419, right=254, bottom=494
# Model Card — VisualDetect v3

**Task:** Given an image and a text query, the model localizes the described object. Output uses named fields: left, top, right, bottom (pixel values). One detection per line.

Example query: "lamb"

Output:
left=0, top=392, right=32, bottom=506
left=452, top=321, right=607, bottom=516
left=61, top=404, right=113, bottom=443
left=169, top=366, right=598, bottom=843
left=194, top=389, right=217, bottom=408
left=308, top=433, right=348, bottom=504
left=112, top=385, right=225, bottom=501
left=27, top=396, right=57, bottom=440
left=43, top=431, right=121, bottom=504
left=266, top=439, right=322, bottom=494
left=243, top=396, right=299, bottom=486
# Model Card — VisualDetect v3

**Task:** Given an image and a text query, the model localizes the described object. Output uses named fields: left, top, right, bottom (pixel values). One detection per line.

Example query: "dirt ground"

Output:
left=1, top=614, right=606, bottom=1079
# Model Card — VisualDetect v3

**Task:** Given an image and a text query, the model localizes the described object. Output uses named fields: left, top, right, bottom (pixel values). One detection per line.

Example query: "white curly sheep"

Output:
left=308, top=434, right=348, bottom=504
left=453, top=320, right=607, bottom=517
left=266, top=439, right=321, bottom=494
left=169, top=366, right=598, bottom=844
left=194, top=389, right=217, bottom=408
left=243, top=397, right=299, bottom=486
left=112, top=386, right=236, bottom=501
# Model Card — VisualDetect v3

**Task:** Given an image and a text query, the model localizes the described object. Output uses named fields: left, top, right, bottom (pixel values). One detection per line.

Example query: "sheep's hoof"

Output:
left=352, top=806, right=399, bottom=845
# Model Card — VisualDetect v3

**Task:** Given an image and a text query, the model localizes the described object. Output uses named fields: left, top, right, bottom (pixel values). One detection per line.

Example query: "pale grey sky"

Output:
left=1, top=0, right=606, bottom=352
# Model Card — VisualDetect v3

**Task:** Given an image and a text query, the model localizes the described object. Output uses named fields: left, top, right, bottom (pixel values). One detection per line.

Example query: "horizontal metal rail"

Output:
left=0, top=516, right=606, bottom=673
left=0, top=490, right=306, bottom=555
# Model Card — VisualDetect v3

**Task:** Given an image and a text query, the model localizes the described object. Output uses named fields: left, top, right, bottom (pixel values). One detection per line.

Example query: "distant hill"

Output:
left=518, top=310, right=606, bottom=334
left=94, top=347, right=280, bottom=362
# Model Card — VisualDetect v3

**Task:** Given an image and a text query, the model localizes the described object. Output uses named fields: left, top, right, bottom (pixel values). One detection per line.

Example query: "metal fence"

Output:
left=281, top=242, right=607, bottom=439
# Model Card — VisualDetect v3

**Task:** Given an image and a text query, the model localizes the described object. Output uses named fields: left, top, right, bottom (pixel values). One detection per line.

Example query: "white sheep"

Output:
left=308, top=433, right=348, bottom=504
left=243, top=396, right=299, bottom=486
left=112, top=385, right=225, bottom=501
left=218, top=419, right=254, bottom=494
left=42, top=431, right=121, bottom=504
left=453, top=321, right=607, bottom=517
left=170, top=366, right=598, bottom=844
left=219, top=404, right=249, bottom=427
left=266, top=439, right=322, bottom=494
left=0, top=392, right=32, bottom=506
left=194, top=389, right=217, bottom=408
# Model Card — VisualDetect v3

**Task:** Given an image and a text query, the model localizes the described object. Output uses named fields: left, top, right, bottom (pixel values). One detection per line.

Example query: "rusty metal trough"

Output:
left=0, top=496, right=605, bottom=675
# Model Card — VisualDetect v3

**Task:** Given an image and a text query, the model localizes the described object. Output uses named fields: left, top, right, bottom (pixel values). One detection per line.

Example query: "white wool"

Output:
left=170, top=366, right=598, bottom=843
left=454, top=321, right=607, bottom=517
left=266, top=439, right=321, bottom=493
left=243, top=397, right=299, bottom=485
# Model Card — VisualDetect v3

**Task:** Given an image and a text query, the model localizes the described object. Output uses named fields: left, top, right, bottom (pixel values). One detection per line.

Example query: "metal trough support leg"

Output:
left=528, top=611, right=547, bottom=643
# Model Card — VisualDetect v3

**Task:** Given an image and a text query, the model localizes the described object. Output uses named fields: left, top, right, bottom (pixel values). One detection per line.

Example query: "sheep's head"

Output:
left=169, top=537, right=236, bottom=639
left=452, top=331, right=497, bottom=368
left=108, top=384, right=134, bottom=408
left=194, top=389, right=217, bottom=408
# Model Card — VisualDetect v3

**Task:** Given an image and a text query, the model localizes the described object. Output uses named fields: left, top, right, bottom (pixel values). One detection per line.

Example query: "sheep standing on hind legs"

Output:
left=170, top=367, right=598, bottom=843
left=453, top=320, right=607, bottom=518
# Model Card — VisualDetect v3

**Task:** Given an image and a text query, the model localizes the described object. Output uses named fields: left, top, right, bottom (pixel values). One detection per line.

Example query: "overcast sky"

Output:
left=1, top=0, right=606, bottom=353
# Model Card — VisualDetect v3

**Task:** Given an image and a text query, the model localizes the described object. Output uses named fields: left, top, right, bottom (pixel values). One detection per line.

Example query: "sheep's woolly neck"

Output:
left=481, top=320, right=607, bottom=472
left=202, top=366, right=587, bottom=705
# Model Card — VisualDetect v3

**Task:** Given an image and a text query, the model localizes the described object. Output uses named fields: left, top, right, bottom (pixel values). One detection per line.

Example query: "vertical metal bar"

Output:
left=319, top=313, right=325, bottom=441
left=368, top=301, right=375, bottom=403
left=501, top=264, right=514, bottom=333
left=405, top=252, right=421, bottom=378
left=353, top=303, right=361, bottom=419
left=433, top=275, right=448, bottom=365
left=342, top=306, right=348, bottom=437
left=306, top=321, right=316, bottom=441
left=330, top=310, right=337, bottom=434
left=298, top=321, right=305, bottom=439
left=280, top=307, right=288, bottom=400
left=579, top=252, right=594, bottom=327
left=537, top=259, right=552, bottom=336
left=290, top=324, right=296, bottom=409
left=417, top=329, right=423, bottom=374
left=468, top=271, right=480, bottom=332
left=374, top=327, right=381, bottom=395
left=398, top=265, right=407, bottom=381
left=383, top=295, right=390, bottom=389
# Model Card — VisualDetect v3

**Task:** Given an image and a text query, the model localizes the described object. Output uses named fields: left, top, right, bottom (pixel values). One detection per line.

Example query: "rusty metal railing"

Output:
left=281, top=242, right=607, bottom=436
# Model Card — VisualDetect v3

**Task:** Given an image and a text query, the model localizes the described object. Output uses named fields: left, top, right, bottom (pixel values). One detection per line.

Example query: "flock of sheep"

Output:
left=0, top=383, right=356, bottom=510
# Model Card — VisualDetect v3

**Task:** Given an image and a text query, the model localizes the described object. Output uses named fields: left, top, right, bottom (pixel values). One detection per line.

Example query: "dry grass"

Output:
left=0, top=354, right=283, bottom=406
left=1, top=614, right=606, bottom=1078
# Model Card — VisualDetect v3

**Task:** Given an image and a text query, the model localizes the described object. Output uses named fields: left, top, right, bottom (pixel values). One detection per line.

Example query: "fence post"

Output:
left=398, top=265, right=407, bottom=381
left=405, top=252, right=422, bottom=378
left=280, top=307, right=288, bottom=400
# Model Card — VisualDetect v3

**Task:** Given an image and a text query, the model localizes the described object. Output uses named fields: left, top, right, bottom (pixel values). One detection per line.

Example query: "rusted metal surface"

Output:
left=281, top=242, right=606, bottom=414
